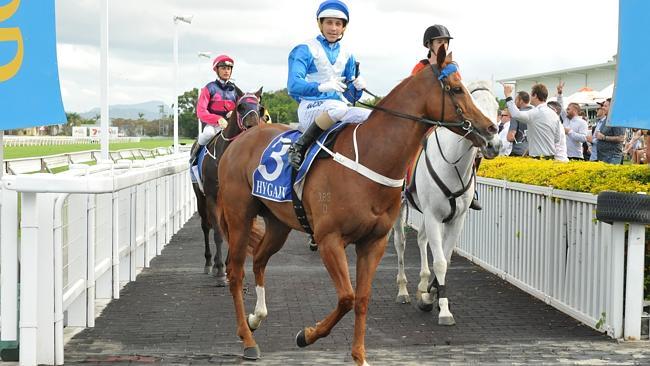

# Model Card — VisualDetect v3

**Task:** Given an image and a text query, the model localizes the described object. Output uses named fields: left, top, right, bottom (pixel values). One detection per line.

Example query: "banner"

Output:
left=609, top=0, right=650, bottom=129
left=0, top=0, right=66, bottom=130
left=89, top=126, right=118, bottom=139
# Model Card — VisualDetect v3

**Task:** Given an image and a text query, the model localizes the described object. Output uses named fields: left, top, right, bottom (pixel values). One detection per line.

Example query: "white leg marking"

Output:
left=393, top=206, right=410, bottom=301
left=248, top=286, right=267, bottom=330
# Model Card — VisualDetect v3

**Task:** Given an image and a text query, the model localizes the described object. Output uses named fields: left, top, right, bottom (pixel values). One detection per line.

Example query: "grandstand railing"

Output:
left=0, top=152, right=196, bottom=365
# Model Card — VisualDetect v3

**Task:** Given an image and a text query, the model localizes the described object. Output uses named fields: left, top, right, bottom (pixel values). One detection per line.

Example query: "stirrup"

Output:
left=288, top=144, right=304, bottom=170
left=469, top=198, right=482, bottom=211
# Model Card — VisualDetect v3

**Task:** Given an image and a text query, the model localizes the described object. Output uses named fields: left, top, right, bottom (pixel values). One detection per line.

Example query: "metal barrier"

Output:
left=2, top=147, right=176, bottom=175
left=0, top=153, right=196, bottom=365
left=1, top=136, right=141, bottom=147
left=407, top=177, right=646, bottom=340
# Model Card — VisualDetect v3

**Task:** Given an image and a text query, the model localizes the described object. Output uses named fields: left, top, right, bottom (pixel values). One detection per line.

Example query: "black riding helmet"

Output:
left=423, top=24, right=453, bottom=48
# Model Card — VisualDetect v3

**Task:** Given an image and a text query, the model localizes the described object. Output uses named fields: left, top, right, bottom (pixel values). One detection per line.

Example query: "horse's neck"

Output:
left=426, top=128, right=476, bottom=184
left=223, top=115, right=242, bottom=137
left=354, top=77, right=431, bottom=179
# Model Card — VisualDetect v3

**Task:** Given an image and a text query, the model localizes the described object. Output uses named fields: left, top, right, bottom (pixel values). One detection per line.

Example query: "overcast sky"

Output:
left=55, top=0, right=619, bottom=112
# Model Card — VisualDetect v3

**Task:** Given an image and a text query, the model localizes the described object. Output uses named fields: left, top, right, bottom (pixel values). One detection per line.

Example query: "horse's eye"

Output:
left=452, top=87, right=464, bottom=94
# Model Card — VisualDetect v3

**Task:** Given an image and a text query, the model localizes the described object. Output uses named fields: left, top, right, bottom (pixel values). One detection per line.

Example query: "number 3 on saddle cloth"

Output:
left=252, top=122, right=353, bottom=202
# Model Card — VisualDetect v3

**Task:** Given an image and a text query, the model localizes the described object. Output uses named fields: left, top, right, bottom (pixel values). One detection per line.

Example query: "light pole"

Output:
left=173, top=14, right=192, bottom=153
left=100, top=0, right=109, bottom=160
left=197, top=51, right=211, bottom=139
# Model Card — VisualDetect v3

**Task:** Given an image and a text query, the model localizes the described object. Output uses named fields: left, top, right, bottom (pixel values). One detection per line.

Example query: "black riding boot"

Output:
left=470, top=155, right=482, bottom=210
left=288, top=123, right=325, bottom=170
left=189, top=142, right=202, bottom=165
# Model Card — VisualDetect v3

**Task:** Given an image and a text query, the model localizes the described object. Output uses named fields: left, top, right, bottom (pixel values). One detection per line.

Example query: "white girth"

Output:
left=316, top=124, right=404, bottom=188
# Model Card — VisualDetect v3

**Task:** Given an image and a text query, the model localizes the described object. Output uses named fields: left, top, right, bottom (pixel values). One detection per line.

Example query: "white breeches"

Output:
left=297, top=99, right=371, bottom=132
left=198, top=124, right=221, bottom=145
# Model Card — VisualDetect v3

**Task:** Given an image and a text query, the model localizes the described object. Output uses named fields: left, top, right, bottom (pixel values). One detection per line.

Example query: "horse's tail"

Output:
left=247, top=218, right=265, bottom=256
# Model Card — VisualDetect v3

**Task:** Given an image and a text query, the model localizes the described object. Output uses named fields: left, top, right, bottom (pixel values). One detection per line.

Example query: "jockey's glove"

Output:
left=352, top=76, right=367, bottom=90
left=218, top=117, right=228, bottom=129
left=318, top=77, right=347, bottom=93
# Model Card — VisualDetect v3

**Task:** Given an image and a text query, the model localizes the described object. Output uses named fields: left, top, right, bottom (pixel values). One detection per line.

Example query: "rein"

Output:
left=355, top=64, right=474, bottom=131
left=221, top=93, right=261, bottom=141
left=435, top=87, right=489, bottom=165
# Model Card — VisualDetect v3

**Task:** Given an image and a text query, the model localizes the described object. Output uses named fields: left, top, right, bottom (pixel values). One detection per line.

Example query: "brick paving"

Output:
left=65, top=214, right=650, bottom=365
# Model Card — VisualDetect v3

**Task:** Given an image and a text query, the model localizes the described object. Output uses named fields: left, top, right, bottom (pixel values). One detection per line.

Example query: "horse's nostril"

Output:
left=487, top=125, right=498, bottom=135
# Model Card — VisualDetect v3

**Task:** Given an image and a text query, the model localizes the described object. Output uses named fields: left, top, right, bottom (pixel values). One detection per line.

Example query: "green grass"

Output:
left=3, top=138, right=194, bottom=159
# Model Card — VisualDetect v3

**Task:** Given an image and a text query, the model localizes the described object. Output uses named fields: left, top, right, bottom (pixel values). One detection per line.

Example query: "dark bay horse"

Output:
left=216, top=50, right=498, bottom=364
left=191, top=89, right=263, bottom=286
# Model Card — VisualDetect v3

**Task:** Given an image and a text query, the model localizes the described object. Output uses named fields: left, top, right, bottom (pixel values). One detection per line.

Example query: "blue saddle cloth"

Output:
left=189, top=146, right=208, bottom=183
left=252, top=122, right=351, bottom=202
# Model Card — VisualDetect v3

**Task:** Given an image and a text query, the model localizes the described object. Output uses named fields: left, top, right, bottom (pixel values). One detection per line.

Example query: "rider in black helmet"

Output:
left=411, top=24, right=453, bottom=75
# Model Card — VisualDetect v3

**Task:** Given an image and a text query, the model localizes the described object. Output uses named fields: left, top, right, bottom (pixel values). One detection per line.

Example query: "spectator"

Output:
left=646, top=131, right=650, bottom=166
left=507, top=91, right=531, bottom=156
left=555, top=81, right=570, bottom=125
left=594, top=98, right=626, bottom=164
left=588, top=101, right=606, bottom=161
left=563, top=102, right=589, bottom=160
left=504, top=83, right=562, bottom=159
left=624, top=129, right=646, bottom=164
left=498, top=109, right=512, bottom=155
left=545, top=101, right=569, bottom=162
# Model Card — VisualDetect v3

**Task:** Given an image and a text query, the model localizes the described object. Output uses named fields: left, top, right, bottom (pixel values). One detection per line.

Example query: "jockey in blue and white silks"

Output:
left=286, top=0, right=370, bottom=170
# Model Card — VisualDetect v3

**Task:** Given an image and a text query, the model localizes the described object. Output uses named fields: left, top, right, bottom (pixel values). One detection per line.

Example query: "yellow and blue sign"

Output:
left=0, top=0, right=66, bottom=130
left=609, top=0, right=649, bottom=129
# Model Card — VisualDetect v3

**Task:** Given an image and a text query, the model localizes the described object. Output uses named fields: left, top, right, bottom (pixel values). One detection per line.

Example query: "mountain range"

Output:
left=79, top=101, right=170, bottom=121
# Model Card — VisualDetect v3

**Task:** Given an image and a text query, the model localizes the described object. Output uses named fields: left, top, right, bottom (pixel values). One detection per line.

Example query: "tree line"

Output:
left=56, top=88, right=382, bottom=139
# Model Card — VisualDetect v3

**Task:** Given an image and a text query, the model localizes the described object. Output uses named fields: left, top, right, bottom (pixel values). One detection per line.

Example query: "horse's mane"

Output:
left=373, top=66, right=434, bottom=113
left=464, top=80, right=498, bottom=124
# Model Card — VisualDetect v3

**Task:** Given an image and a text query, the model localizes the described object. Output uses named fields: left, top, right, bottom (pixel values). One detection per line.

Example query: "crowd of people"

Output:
left=497, top=82, right=648, bottom=165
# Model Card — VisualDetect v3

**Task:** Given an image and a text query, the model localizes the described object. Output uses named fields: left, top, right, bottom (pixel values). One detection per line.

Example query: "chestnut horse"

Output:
left=191, top=89, right=263, bottom=286
left=216, top=50, right=498, bottom=365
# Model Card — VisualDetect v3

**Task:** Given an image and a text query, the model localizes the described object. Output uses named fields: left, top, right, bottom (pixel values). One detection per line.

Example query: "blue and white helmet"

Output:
left=316, top=0, right=349, bottom=24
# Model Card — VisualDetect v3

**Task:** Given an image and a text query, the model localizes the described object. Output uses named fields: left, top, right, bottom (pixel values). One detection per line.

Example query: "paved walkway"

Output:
left=65, top=214, right=650, bottom=365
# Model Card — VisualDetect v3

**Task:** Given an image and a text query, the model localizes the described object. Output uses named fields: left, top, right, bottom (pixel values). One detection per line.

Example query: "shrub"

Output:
left=478, top=157, right=650, bottom=194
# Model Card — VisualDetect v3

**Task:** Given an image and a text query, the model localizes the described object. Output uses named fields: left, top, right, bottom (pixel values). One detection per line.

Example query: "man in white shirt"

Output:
left=503, top=83, right=562, bottom=159
left=563, top=103, right=589, bottom=160
left=498, top=110, right=512, bottom=155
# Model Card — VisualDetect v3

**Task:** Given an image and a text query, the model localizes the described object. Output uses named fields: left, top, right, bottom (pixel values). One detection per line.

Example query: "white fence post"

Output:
left=19, top=192, right=39, bottom=366
left=610, top=222, right=625, bottom=338
left=87, top=194, right=96, bottom=327
left=624, top=223, right=646, bottom=340
left=112, top=191, right=121, bottom=299
left=1, top=188, right=19, bottom=342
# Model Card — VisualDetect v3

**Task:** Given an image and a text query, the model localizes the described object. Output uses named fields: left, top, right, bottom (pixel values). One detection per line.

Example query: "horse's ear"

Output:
left=446, top=52, right=453, bottom=65
left=255, top=86, right=263, bottom=99
left=436, top=45, right=447, bottom=69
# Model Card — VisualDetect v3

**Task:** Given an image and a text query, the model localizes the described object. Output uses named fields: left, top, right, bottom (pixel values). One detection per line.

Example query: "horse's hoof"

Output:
left=204, top=266, right=211, bottom=274
left=243, top=345, right=261, bottom=360
left=296, top=329, right=309, bottom=348
left=439, top=316, right=456, bottom=326
left=215, top=276, right=228, bottom=287
left=247, top=314, right=259, bottom=332
left=396, top=294, right=411, bottom=304
left=309, top=242, right=318, bottom=251
left=417, top=298, right=434, bottom=312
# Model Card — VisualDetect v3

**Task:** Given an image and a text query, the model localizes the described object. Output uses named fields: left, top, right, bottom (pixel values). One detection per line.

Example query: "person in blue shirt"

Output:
left=286, top=0, right=369, bottom=169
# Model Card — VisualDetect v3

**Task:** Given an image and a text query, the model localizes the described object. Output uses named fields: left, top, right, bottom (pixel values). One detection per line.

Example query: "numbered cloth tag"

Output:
left=0, top=0, right=66, bottom=129
left=252, top=122, right=350, bottom=202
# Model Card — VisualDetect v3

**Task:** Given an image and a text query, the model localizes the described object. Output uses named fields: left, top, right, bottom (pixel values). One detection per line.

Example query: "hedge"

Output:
left=478, top=157, right=650, bottom=194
